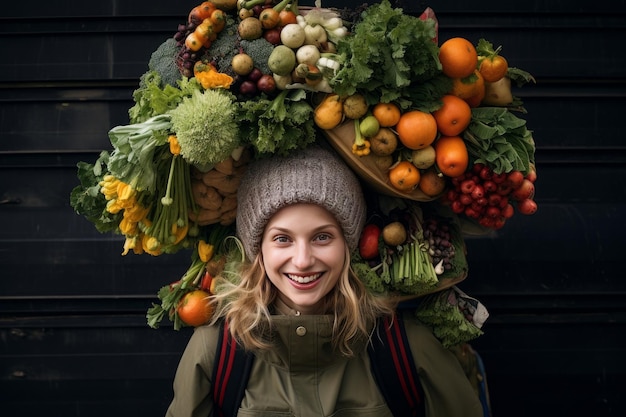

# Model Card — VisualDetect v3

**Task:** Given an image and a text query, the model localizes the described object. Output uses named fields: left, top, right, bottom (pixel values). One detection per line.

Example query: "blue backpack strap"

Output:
left=212, top=320, right=254, bottom=417
left=367, top=314, right=426, bottom=417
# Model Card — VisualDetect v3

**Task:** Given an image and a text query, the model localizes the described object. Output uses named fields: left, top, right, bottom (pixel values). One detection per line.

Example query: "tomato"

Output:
left=359, top=224, right=381, bottom=260
left=259, top=8, right=280, bottom=29
left=177, top=290, right=213, bottom=327
left=511, top=179, right=535, bottom=201
left=200, top=271, right=213, bottom=293
left=278, top=10, right=298, bottom=27
left=479, top=55, right=509, bottom=83
left=506, top=170, right=525, bottom=189
left=501, top=203, right=515, bottom=219
left=517, top=198, right=538, bottom=215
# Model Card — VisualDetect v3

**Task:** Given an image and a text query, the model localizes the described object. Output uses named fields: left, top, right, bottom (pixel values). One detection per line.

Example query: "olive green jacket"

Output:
left=165, top=314, right=484, bottom=417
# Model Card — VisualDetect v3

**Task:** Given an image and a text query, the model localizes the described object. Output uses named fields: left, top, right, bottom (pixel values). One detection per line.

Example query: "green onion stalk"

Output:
left=144, top=148, right=196, bottom=254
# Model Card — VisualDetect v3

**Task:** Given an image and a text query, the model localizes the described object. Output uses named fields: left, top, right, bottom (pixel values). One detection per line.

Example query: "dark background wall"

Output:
left=1, top=1, right=624, bottom=416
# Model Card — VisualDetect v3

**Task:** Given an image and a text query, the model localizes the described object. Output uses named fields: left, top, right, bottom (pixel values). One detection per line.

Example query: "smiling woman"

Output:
left=165, top=145, right=484, bottom=417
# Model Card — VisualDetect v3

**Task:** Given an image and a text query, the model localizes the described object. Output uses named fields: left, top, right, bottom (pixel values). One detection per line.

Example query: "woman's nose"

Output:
left=292, top=242, right=314, bottom=269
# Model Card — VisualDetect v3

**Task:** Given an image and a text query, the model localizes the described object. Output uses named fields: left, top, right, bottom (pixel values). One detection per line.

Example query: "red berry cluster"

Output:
left=443, top=163, right=538, bottom=229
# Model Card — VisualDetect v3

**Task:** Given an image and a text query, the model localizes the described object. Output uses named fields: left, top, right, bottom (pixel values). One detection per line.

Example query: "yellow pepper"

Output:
left=198, top=239, right=214, bottom=263
left=194, top=62, right=234, bottom=89
left=352, top=140, right=371, bottom=156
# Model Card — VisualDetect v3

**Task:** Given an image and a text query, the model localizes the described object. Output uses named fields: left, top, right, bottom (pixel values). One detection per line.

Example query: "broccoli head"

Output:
left=148, top=38, right=183, bottom=88
left=240, top=38, right=274, bottom=75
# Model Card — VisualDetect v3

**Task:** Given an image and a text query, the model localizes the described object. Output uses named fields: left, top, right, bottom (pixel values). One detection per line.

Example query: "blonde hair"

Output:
left=210, top=242, right=397, bottom=356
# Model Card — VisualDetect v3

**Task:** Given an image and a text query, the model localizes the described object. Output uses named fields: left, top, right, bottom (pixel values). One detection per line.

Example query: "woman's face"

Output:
left=261, top=203, right=346, bottom=315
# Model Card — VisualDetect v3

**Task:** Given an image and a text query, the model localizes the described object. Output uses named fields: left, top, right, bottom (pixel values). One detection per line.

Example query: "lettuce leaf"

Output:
left=330, top=0, right=446, bottom=111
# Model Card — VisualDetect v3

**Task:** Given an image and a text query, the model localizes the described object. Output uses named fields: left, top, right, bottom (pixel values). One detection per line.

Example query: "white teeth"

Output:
left=287, top=273, right=321, bottom=284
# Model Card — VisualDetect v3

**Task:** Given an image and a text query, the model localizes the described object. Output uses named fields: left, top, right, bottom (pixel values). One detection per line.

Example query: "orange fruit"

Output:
left=177, top=290, right=214, bottom=327
left=439, top=37, right=478, bottom=79
left=395, top=110, right=438, bottom=150
left=465, top=82, right=486, bottom=108
left=479, top=55, right=509, bottom=83
left=372, top=102, right=402, bottom=127
left=418, top=167, right=447, bottom=197
left=388, top=161, right=421, bottom=192
left=450, top=69, right=485, bottom=101
left=434, top=135, right=469, bottom=177
left=432, top=95, right=472, bottom=136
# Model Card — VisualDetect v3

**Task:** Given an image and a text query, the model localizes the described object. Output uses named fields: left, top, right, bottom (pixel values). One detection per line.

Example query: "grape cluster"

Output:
left=444, top=163, right=537, bottom=229
left=423, top=217, right=456, bottom=273
left=174, top=23, right=201, bottom=78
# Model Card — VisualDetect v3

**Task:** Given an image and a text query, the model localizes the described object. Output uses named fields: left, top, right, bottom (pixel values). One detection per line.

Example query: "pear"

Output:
left=359, top=115, right=380, bottom=137
left=411, top=145, right=436, bottom=169
left=482, top=77, right=513, bottom=106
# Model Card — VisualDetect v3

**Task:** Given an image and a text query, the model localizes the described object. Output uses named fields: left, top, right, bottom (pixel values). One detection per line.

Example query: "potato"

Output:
left=231, top=53, right=254, bottom=76
left=382, top=222, right=407, bottom=246
left=238, top=17, right=262, bottom=40
left=211, top=0, right=237, bottom=10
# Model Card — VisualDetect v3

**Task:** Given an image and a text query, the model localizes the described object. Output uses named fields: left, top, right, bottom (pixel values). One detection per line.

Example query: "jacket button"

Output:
left=295, top=326, right=307, bottom=336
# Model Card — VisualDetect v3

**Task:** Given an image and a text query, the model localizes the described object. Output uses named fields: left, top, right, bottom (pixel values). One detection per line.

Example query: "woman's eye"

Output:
left=315, top=233, right=332, bottom=242
left=273, top=235, right=290, bottom=243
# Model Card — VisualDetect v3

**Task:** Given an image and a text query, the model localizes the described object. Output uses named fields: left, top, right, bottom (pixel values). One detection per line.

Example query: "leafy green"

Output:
left=107, top=114, right=172, bottom=192
left=128, top=71, right=202, bottom=124
left=414, top=288, right=485, bottom=348
left=69, top=151, right=121, bottom=233
left=463, top=107, right=535, bottom=174
left=508, top=66, right=536, bottom=87
left=330, top=0, right=444, bottom=110
left=351, top=256, right=387, bottom=295
left=238, top=89, right=316, bottom=156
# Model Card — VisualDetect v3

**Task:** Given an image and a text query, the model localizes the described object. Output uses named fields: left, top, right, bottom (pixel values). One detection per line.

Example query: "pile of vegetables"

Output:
left=70, top=0, right=538, bottom=345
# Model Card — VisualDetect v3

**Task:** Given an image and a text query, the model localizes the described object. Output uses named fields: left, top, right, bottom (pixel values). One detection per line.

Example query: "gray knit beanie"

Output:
left=236, top=146, right=366, bottom=260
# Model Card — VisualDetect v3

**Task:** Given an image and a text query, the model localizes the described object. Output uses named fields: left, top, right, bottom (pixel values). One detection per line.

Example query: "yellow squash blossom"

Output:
left=142, top=234, right=162, bottom=256
left=122, top=235, right=143, bottom=256
left=106, top=199, right=124, bottom=214
left=172, top=222, right=189, bottom=245
left=119, top=217, right=139, bottom=236
left=123, top=203, right=150, bottom=223
left=168, top=135, right=181, bottom=155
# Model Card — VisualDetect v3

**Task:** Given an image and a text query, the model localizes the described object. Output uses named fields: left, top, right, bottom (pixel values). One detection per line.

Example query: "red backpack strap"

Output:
left=367, top=314, right=425, bottom=417
left=212, top=320, right=255, bottom=417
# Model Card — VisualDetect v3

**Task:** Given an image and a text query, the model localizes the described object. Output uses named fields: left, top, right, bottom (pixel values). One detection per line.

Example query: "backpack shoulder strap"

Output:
left=367, top=314, right=425, bottom=417
left=212, top=320, right=255, bottom=417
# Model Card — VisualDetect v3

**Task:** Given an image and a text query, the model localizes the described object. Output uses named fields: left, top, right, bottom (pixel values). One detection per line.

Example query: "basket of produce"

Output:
left=353, top=197, right=469, bottom=299
left=69, top=0, right=538, bottom=335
